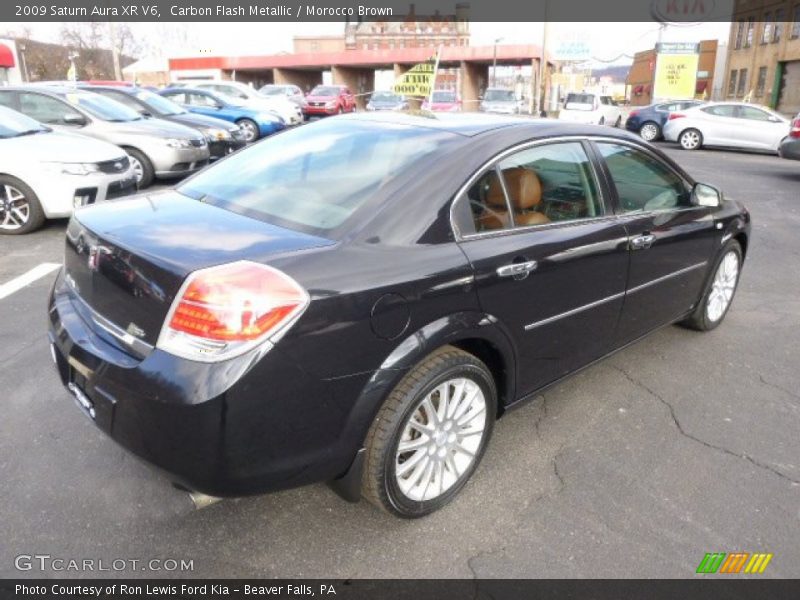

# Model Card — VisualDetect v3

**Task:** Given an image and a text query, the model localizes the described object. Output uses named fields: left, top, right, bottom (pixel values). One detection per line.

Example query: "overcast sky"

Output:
left=8, top=21, right=732, bottom=66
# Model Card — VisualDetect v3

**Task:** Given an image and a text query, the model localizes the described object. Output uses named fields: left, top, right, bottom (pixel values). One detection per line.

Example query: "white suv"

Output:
left=558, top=93, right=622, bottom=127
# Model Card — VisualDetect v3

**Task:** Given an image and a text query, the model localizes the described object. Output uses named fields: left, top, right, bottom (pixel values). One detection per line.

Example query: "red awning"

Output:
left=0, top=43, right=15, bottom=68
left=696, top=80, right=708, bottom=93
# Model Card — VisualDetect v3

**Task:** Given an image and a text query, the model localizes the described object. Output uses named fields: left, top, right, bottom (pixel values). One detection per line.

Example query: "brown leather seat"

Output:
left=480, top=167, right=549, bottom=229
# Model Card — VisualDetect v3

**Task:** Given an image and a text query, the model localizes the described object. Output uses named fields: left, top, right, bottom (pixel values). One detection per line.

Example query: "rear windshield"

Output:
left=178, top=119, right=449, bottom=236
left=485, top=89, right=515, bottom=102
left=564, top=93, right=596, bottom=110
left=432, top=91, right=456, bottom=103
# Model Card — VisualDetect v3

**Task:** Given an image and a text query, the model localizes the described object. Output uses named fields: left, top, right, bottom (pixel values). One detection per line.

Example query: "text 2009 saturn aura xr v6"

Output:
left=48, top=113, right=750, bottom=517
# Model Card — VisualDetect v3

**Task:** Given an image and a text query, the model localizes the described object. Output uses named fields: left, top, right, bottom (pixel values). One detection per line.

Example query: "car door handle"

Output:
left=630, top=234, right=656, bottom=250
left=496, top=260, right=538, bottom=278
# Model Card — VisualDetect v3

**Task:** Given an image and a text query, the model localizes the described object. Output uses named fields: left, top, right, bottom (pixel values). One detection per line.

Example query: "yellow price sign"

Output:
left=393, top=62, right=435, bottom=98
left=653, top=53, right=699, bottom=100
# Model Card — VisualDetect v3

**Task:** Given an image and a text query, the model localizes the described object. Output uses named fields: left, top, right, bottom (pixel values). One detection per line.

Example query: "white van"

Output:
left=558, top=93, right=622, bottom=127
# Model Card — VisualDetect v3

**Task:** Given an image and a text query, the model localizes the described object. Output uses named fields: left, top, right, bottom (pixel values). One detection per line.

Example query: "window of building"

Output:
left=793, top=5, right=800, bottom=38
left=745, top=17, right=755, bottom=47
left=774, top=9, right=785, bottom=42
left=755, top=66, right=768, bottom=96
left=734, top=19, right=744, bottom=48
left=728, top=69, right=738, bottom=96
left=762, top=12, right=773, bottom=44
left=737, top=68, right=748, bottom=97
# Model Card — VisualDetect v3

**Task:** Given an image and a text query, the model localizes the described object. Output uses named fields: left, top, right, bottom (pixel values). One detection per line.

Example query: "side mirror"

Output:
left=63, top=113, right=86, bottom=126
left=691, top=182, right=721, bottom=208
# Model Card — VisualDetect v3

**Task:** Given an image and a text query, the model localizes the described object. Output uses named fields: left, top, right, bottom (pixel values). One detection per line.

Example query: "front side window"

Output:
left=63, top=91, right=141, bottom=122
left=187, top=93, right=219, bottom=107
left=178, top=120, right=449, bottom=235
left=18, top=93, right=81, bottom=124
left=596, top=143, right=689, bottom=213
left=458, top=142, right=602, bottom=234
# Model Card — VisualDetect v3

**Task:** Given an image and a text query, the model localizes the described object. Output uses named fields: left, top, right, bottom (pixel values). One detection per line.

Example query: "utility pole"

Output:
left=492, top=37, right=503, bottom=87
left=108, top=21, right=122, bottom=81
left=537, top=4, right=550, bottom=116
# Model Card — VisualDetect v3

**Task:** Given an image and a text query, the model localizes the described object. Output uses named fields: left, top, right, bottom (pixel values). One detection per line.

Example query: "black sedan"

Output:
left=48, top=114, right=750, bottom=517
left=80, top=85, right=247, bottom=160
left=625, top=100, right=704, bottom=141
left=779, top=113, right=800, bottom=160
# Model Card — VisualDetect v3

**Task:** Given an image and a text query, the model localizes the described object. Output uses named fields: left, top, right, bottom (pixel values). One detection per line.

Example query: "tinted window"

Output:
left=162, top=91, right=186, bottom=104
left=0, top=91, right=16, bottom=109
left=736, top=106, right=773, bottom=121
left=703, top=105, right=736, bottom=117
left=178, top=120, right=449, bottom=235
left=597, top=143, right=689, bottom=212
left=459, top=142, right=601, bottom=235
left=132, top=89, right=185, bottom=115
left=18, top=93, right=80, bottom=124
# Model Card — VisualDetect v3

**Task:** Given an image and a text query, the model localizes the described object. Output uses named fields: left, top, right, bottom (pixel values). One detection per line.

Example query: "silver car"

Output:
left=480, top=88, right=525, bottom=115
left=0, top=86, right=210, bottom=188
left=663, top=101, right=791, bottom=153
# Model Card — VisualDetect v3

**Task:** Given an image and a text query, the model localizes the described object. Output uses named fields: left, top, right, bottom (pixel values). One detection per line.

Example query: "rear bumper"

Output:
left=47, top=270, right=358, bottom=496
left=303, top=106, right=338, bottom=116
left=779, top=138, right=800, bottom=160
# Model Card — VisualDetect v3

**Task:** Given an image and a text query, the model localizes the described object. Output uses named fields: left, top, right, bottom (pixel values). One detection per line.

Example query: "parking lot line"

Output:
left=0, top=262, right=61, bottom=300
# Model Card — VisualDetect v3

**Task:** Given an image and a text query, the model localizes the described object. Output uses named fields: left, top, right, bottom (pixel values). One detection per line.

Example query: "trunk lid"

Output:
left=64, top=191, right=334, bottom=348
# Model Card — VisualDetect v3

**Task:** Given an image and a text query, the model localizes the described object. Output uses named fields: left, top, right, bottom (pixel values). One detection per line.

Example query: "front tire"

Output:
left=679, top=128, right=703, bottom=151
left=0, top=175, right=45, bottom=235
left=362, top=345, right=497, bottom=518
left=639, top=121, right=661, bottom=141
left=237, top=119, right=260, bottom=143
left=125, top=148, right=154, bottom=189
left=682, top=241, right=742, bottom=331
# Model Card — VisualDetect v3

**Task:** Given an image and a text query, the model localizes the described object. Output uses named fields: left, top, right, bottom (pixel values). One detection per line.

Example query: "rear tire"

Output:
left=679, top=128, right=703, bottom=151
left=639, top=121, right=661, bottom=141
left=125, top=147, right=154, bottom=189
left=0, top=175, right=45, bottom=235
left=361, top=345, right=497, bottom=518
left=682, top=241, right=742, bottom=331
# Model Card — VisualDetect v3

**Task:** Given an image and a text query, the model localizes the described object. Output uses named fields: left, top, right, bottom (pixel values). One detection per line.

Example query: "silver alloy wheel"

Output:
left=706, top=251, right=739, bottom=323
left=640, top=122, right=660, bottom=141
left=0, top=184, right=30, bottom=231
left=680, top=129, right=701, bottom=150
left=129, top=155, right=144, bottom=183
left=240, top=121, right=258, bottom=142
left=395, top=377, right=487, bottom=502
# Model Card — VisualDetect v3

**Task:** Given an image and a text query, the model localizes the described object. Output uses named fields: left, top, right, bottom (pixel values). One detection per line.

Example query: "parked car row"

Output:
left=0, top=81, right=297, bottom=233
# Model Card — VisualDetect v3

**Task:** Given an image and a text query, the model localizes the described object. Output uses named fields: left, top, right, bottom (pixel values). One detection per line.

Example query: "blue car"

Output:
left=625, top=100, right=704, bottom=141
left=159, top=87, right=285, bottom=142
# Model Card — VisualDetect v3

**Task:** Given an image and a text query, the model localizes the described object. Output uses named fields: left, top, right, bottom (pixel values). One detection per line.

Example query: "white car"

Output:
left=174, top=80, right=303, bottom=125
left=663, top=101, right=791, bottom=153
left=558, top=93, right=622, bottom=127
left=0, top=106, right=136, bottom=234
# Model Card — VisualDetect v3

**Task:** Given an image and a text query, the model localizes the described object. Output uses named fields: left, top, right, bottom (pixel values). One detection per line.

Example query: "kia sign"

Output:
left=650, top=0, right=733, bottom=23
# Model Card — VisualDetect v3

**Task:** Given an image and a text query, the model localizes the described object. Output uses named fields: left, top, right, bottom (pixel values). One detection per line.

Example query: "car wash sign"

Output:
left=653, top=42, right=700, bottom=100
left=393, top=62, right=435, bottom=97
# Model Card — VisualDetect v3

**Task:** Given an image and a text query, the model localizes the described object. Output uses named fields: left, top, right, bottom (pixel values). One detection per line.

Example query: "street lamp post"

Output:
left=492, top=37, right=503, bottom=87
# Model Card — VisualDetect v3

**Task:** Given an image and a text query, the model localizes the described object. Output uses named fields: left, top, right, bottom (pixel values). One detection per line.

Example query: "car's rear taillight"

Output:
left=668, top=113, right=686, bottom=120
left=790, top=118, right=800, bottom=139
left=157, top=261, right=309, bottom=362
left=628, top=110, right=639, bottom=118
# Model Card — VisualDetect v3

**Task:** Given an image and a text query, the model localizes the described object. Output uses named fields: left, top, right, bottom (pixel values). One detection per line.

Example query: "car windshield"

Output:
left=432, top=91, right=456, bottom=103
left=178, top=119, right=449, bottom=235
left=485, top=89, right=515, bottom=102
left=0, top=106, right=50, bottom=138
left=64, top=91, right=142, bottom=121
left=133, top=89, right=185, bottom=116
left=215, top=91, right=245, bottom=106
left=310, top=86, right=341, bottom=96
left=372, top=92, right=402, bottom=102
left=564, top=93, right=596, bottom=110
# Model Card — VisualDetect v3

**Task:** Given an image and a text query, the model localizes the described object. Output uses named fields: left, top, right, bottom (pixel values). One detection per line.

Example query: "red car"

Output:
left=303, top=85, right=357, bottom=117
left=421, top=90, right=462, bottom=112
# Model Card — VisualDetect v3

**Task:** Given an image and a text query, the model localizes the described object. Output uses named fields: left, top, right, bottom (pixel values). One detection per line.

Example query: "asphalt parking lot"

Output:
left=0, top=142, right=798, bottom=579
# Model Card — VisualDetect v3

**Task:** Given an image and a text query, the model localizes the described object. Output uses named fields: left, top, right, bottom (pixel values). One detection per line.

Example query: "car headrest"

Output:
left=486, top=167, right=542, bottom=209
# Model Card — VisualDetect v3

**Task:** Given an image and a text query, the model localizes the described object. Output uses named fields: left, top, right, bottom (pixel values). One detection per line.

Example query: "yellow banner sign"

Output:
left=653, top=52, right=699, bottom=100
left=393, top=62, right=435, bottom=97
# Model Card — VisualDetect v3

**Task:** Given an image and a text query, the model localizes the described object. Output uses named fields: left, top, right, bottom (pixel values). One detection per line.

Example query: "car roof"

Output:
left=339, top=111, right=643, bottom=139
left=0, top=85, right=91, bottom=97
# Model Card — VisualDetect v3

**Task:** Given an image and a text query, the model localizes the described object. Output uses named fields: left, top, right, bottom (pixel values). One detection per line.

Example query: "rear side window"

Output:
left=702, top=105, right=736, bottom=117
left=458, top=142, right=602, bottom=235
left=597, top=143, right=689, bottom=212
left=178, top=119, right=449, bottom=235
